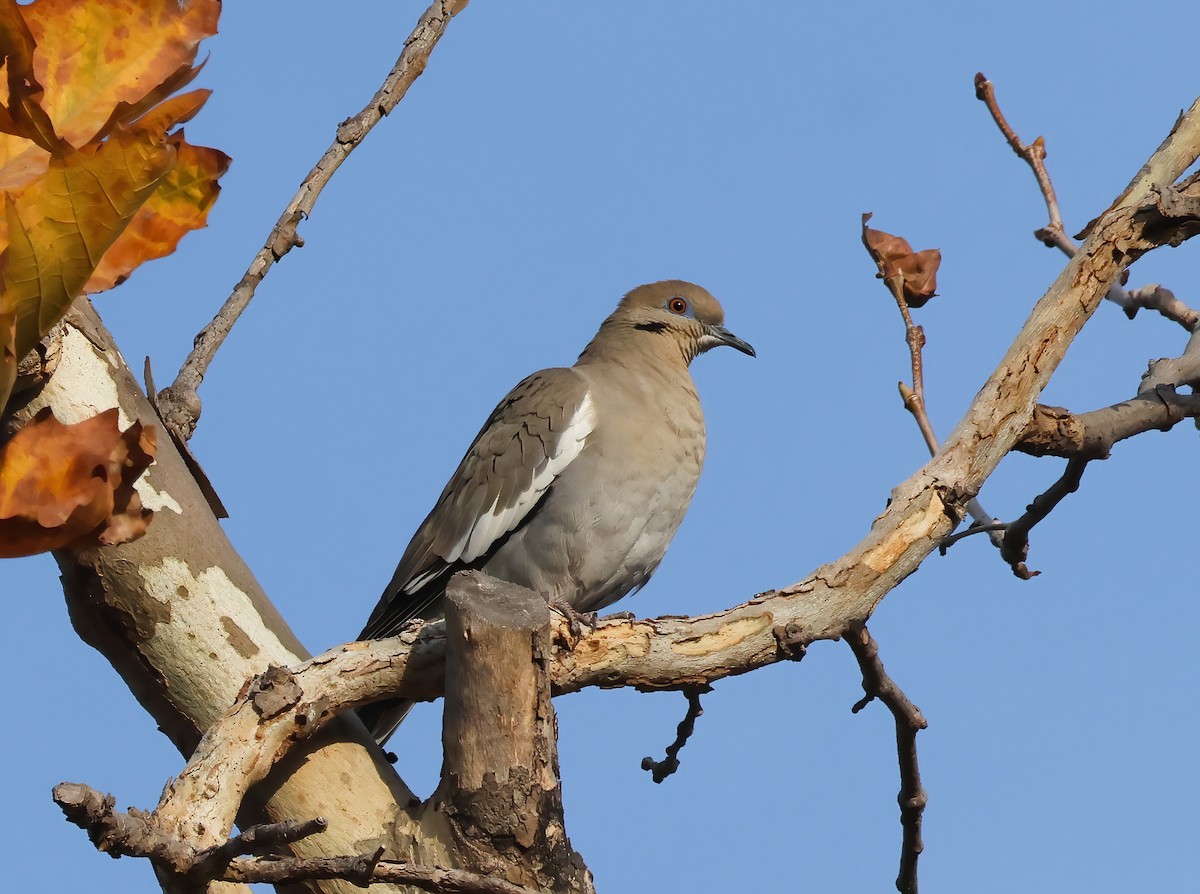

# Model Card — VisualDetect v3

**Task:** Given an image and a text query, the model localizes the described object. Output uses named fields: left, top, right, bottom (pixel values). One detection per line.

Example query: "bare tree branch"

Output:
left=1016, top=391, right=1200, bottom=459
left=973, top=71, right=1067, bottom=251
left=861, top=214, right=1002, bottom=546
left=157, top=0, right=470, bottom=444
left=846, top=626, right=927, bottom=894
left=974, top=71, right=1200, bottom=329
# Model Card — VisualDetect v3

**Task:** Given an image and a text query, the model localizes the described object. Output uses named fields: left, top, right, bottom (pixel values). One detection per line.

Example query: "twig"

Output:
left=1122, top=284, right=1200, bottom=329
left=1142, top=324, right=1200, bottom=392
left=224, top=853, right=542, bottom=893
left=858, top=216, right=1003, bottom=541
left=641, top=685, right=710, bottom=783
left=157, top=0, right=470, bottom=443
left=975, top=71, right=1200, bottom=329
left=846, top=625, right=927, bottom=894
left=999, top=457, right=1090, bottom=579
left=195, top=817, right=329, bottom=878
left=937, top=521, right=1010, bottom=555
left=974, top=72, right=1066, bottom=249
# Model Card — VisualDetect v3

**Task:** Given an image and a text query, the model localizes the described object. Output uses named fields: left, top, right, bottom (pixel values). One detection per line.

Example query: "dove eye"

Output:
left=667, top=297, right=688, bottom=315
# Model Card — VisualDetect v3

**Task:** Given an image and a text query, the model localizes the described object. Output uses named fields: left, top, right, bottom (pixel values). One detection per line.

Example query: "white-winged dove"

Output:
left=358, top=280, right=753, bottom=742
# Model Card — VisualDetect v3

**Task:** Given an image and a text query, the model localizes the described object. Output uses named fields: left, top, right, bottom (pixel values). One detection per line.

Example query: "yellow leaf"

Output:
left=86, top=133, right=228, bottom=293
left=4, top=127, right=175, bottom=358
left=0, top=0, right=219, bottom=190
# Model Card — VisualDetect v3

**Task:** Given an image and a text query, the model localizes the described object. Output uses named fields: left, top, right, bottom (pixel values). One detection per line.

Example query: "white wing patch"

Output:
left=402, top=563, right=449, bottom=595
left=431, top=390, right=596, bottom=574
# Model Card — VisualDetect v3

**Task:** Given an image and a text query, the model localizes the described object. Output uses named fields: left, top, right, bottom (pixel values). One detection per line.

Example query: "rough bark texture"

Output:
left=427, top=573, right=593, bottom=894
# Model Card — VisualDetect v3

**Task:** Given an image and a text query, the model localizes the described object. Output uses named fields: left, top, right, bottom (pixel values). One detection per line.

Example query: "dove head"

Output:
left=581, top=280, right=755, bottom=367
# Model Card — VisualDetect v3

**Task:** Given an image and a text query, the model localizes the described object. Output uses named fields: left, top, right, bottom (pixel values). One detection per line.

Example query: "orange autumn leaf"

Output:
left=86, top=131, right=229, bottom=293
left=0, top=0, right=219, bottom=190
left=0, top=0, right=222, bottom=559
left=0, top=0, right=226, bottom=313
left=4, top=127, right=175, bottom=359
left=0, top=407, right=156, bottom=557
left=861, top=213, right=942, bottom=308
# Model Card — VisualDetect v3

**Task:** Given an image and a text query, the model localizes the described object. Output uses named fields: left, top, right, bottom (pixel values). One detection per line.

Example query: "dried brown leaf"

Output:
left=861, top=213, right=942, bottom=307
left=0, top=407, right=156, bottom=557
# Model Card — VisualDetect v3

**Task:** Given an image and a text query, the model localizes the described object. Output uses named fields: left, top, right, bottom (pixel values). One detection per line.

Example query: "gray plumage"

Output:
left=358, top=280, right=753, bottom=742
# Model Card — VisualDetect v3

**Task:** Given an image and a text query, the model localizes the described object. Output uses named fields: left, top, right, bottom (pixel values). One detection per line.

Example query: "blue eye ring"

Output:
left=667, top=296, right=688, bottom=315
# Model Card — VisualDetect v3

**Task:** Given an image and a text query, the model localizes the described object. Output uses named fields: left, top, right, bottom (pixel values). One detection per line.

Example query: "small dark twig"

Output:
left=1000, top=457, right=1090, bottom=579
left=158, top=0, right=469, bottom=444
left=938, top=521, right=1011, bottom=555
left=224, top=848, right=384, bottom=887
left=195, top=816, right=329, bottom=878
left=225, top=852, right=544, bottom=893
left=641, top=685, right=711, bottom=783
left=846, top=626, right=927, bottom=894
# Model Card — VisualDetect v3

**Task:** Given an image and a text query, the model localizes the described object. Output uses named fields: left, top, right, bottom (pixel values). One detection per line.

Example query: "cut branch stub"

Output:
left=430, top=572, right=594, bottom=894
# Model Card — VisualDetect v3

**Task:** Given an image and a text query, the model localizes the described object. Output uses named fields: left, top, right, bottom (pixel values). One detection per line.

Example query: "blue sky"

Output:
left=3, top=2, right=1198, bottom=892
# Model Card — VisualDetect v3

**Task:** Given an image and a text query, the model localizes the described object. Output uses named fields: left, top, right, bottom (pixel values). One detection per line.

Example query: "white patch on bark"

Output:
left=139, top=558, right=299, bottom=683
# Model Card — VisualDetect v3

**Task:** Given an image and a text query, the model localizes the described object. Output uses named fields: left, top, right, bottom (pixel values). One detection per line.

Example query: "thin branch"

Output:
left=195, top=817, right=329, bottom=878
left=859, top=218, right=1003, bottom=546
left=157, top=0, right=470, bottom=443
left=640, top=686, right=710, bottom=783
left=846, top=626, right=927, bottom=894
left=859, top=216, right=1006, bottom=543
left=975, top=71, right=1200, bottom=329
left=225, top=853, right=542, bottom=894
left=1142, top=323, right=1200, bottom=392
left=937, top=521, right=1010, bottom=554
left=999, top=457, right=1090, bottom=579
left=974, top=71, right=1065, bottom=248
left=1122, top=284, right=1200, bottom=329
